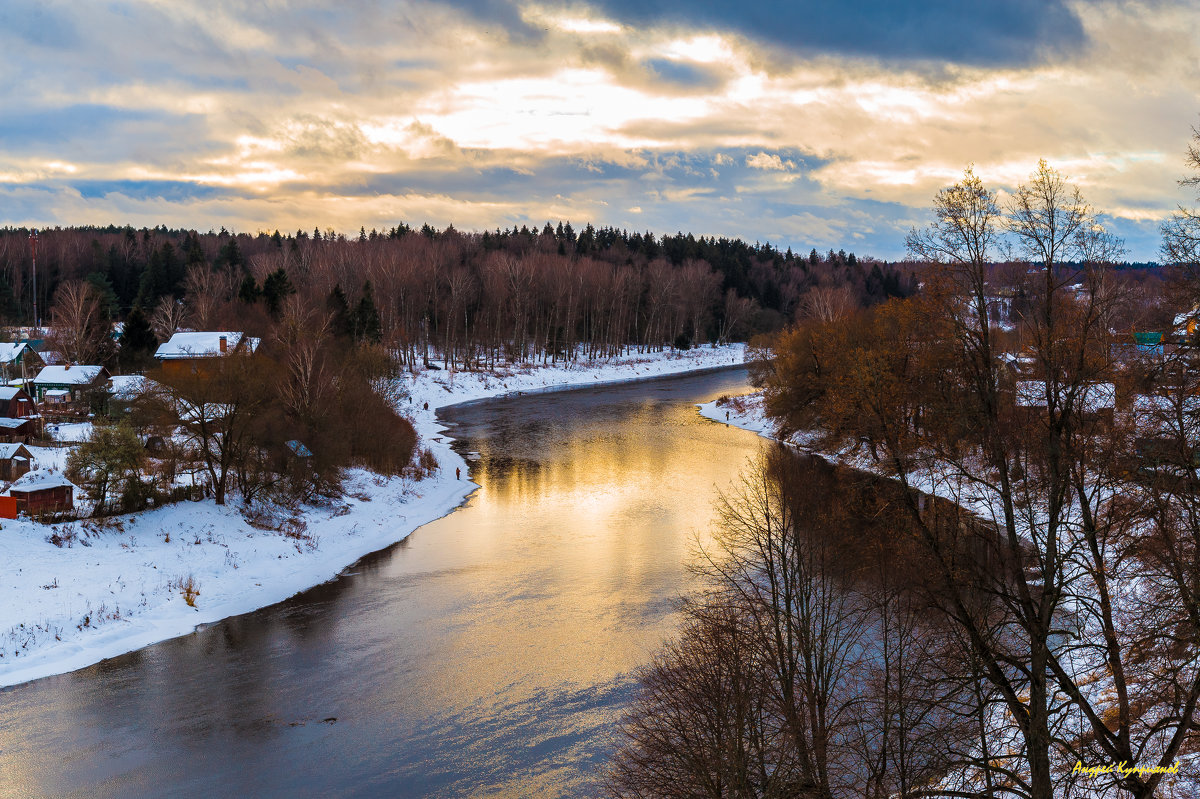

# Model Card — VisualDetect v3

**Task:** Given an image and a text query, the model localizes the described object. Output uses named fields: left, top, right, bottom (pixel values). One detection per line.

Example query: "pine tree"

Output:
left=353, top=281, right=382, bottom=343
left=238, top=274, right=261, bottom=304
left=262, top=268, right=295, bottom=316
left=326, top=284, right=353, bottom=339
left=120, top=304, right=158, bottom=368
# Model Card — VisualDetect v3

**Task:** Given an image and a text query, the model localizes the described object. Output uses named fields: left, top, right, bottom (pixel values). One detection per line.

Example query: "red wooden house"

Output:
left=0, top=386, right=35, bottom=418
left=4, top=471, right=75, bottom=516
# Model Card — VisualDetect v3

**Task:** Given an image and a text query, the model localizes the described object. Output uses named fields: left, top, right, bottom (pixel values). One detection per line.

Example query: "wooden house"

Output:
left=0, top=443, right=33, bottom=481
left=5, top=471, right=74, bottom=515
left=0, top=417, right=38, bottom=443
left=154, top=332, right=260, bottom=377
left=32, top=365, right=110, bottom=409
left=0, top=386, right=35, bottom=418
left=0, top=342, right=43, bottom=382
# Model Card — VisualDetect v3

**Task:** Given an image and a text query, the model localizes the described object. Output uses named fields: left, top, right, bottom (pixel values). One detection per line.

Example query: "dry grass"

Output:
left=170, top=574, right=200, bottom=607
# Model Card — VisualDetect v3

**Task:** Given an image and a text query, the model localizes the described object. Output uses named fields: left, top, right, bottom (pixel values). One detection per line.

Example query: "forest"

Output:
left=0, top=222, right=913, bottom=372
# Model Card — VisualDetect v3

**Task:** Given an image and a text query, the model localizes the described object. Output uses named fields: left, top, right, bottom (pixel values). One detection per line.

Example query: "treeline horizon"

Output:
left=0, top=221, right=915, bottom=370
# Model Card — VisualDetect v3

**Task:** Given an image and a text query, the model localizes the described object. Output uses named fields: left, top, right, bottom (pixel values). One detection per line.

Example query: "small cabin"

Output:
left=0, top=342, right=43, bottom=382
left=1014, top=380, right=1116, bottom=427
left=0, top=386, right=35, bottom=418
left=0, top=417, right=38, bottom=443
left=0, top=443, right=32, bottom=481
left=32, top=365, right=110, bottom=403
left=4, top=471, right=75, bottom=516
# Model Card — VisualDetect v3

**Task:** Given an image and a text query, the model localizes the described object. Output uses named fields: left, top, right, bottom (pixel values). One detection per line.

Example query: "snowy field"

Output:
left=0, top=344, right=745, bottom=688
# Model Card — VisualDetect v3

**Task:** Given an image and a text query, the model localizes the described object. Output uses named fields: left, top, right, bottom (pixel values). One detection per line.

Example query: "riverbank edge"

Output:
left=0, top=345, right=747, bottom=690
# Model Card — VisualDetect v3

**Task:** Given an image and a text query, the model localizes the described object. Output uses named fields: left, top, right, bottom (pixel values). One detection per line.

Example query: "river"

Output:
left=0, top=367, right=762, bottom=798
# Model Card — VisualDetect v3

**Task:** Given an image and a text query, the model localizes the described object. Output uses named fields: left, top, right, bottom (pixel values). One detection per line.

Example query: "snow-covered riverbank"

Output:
left=698, top=390, right=1004, bottom=521
left=0, top=344, right=746, bottom=689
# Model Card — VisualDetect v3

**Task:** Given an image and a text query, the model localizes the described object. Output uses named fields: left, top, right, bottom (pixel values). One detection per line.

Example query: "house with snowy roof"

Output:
left=32, top=364, right=110, bottom=408
left=0, top=385, right=35, bottom=419
left=0, top=469, right=75, bottom=516
left=0, top=342, right=42, bottom=381
left=0, top=443, right=33, bottom=481
left=154, top=332, right=260, bottom=377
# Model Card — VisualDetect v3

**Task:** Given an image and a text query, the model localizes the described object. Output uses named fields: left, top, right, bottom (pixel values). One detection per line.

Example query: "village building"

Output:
left=1, top=470, right=75, bottom=517
left=0, top=417, right=38, bottom=444
left=32, top=365, right=110, bottom=403
left=0, top=342, right=43, bottom=383
left=32, top=365, right=111, bottom=419
left=0, top=385, right=35, bottom=418
left=154, top=332, right=260, bottom=377
left=0, top=443, right=33, bottom=481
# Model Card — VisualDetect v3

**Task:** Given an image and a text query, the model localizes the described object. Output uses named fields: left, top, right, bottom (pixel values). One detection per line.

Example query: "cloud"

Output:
left=746, top=152, right=796, bottom=171
left=0, top=0, right=1193, bottom=261
left=445, top=0, right=1088, bottom=66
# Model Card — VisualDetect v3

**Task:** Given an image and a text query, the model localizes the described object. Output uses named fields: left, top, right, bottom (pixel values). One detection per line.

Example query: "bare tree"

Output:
left=150, top=296, right=188, bottom=341
left=798, top=285, right=857, bottom=324
left=1162, top=125, right=1200, bottom=269
left=47, top=280, right=109, bottom=364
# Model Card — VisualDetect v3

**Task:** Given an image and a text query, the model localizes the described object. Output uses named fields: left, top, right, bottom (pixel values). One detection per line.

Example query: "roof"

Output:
left=286, top=439, right=312, bottom=457
left=0, top=342, right=30, bottom=364
left=0, top=443, right=29, bottom=460
left=155, top=332, right=258, bottom=360
left=34, top=365, right=105, bottom=386
left=43, top=389, right=70, bottom=398
left=5, top=470, right=75, bottom=494
left=0, top=418, right=31, bottom=429
left=0, top=386, right=27, bottom=400
left=109, top=374, right=149, bottom=399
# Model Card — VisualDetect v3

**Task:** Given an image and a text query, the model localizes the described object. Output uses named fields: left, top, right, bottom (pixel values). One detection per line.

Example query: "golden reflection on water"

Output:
left=0, top=370, right=762, bottom=799
left=404, top=389, right=757, bottom=715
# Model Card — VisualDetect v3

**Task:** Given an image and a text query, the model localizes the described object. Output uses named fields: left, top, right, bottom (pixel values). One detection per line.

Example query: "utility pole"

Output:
left=28, top=229, right=39, bottom=333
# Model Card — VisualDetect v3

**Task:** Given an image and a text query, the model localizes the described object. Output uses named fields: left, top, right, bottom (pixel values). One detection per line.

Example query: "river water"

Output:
left=0, top=367, right=762, bottom=798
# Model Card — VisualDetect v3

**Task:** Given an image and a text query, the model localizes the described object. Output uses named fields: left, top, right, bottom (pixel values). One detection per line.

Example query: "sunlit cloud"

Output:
left=0, top=0, right=1196, bottom=259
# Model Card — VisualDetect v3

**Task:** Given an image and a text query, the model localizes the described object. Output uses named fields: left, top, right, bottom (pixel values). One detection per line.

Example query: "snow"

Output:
left=1014, top=380, right=1116, bottom=412
left=0, top=343, right=746, bottom=688
left=109, top=374, right=149, bottom=399
left=697, top=390, right=777, bottom=438
left=33, top=365, right=105, bottom=386
left=4, top=469, right=76, bottom=494
left=0, top=342, right=28, bottom=364
left=154, top=331, right=258, bottom=359
left=0, top=443, right=28, bottom=459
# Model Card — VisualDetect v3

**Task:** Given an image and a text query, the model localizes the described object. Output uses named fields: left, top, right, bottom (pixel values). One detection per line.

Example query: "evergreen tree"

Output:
left=261, top=267, right=295, bottom=316
left=216, top=236, right=243, bottom=270
left=238, top=274, right=261, bottom=304
left=353, top=281, right=382, bottom=343
left=326, top=284, right=353, bottom=339
left=120, top=304, right=158, bottom=368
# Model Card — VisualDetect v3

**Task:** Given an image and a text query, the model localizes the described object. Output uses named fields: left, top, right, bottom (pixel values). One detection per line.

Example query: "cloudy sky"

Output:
left=1, top=0, right=1197, bottom=260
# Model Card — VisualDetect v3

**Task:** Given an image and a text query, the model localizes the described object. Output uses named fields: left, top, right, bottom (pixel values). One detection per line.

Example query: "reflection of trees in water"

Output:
left=606, top=446, right=1013, bottom=799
